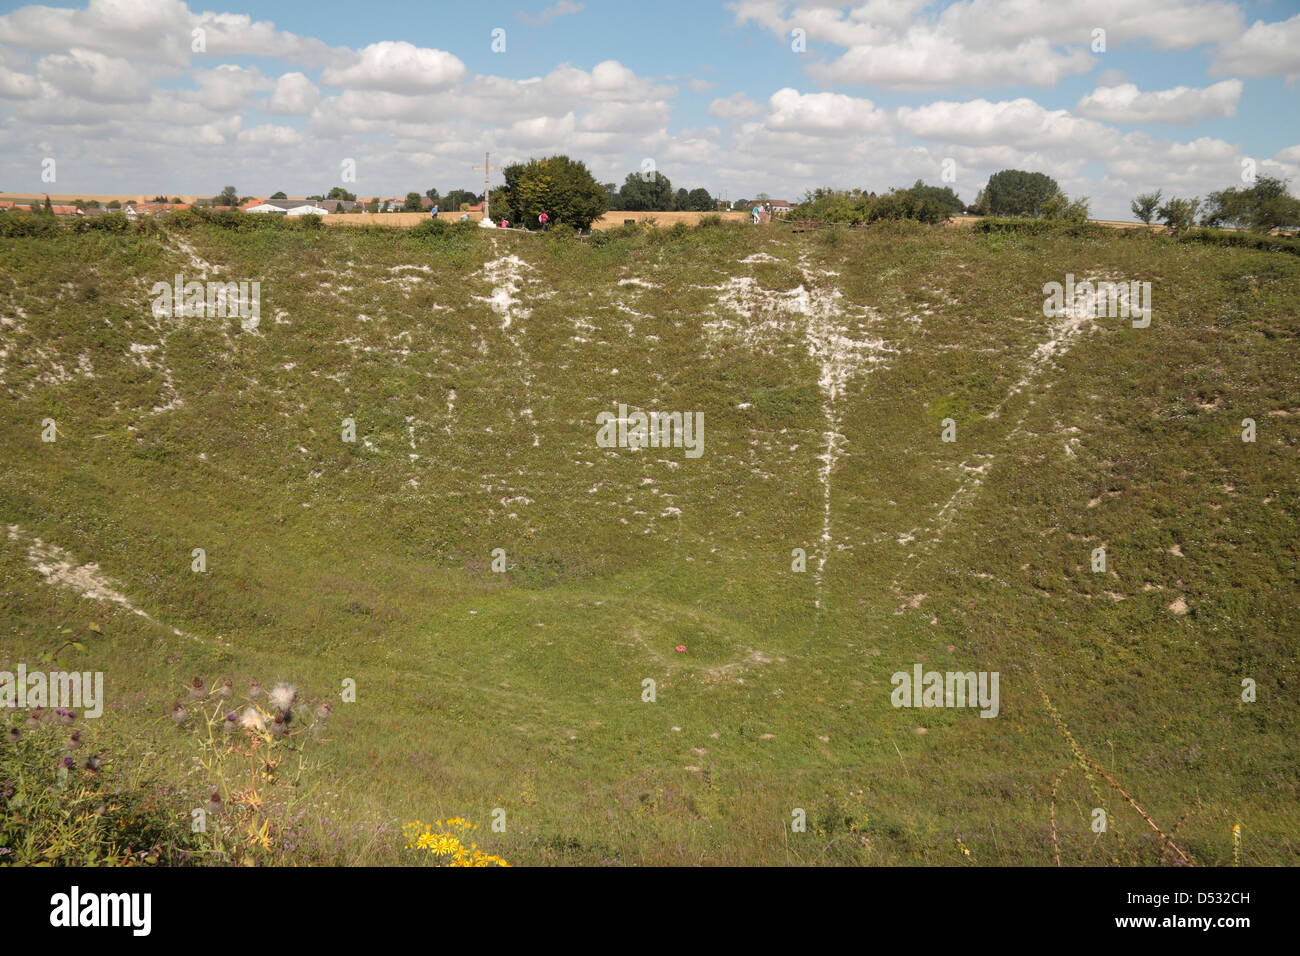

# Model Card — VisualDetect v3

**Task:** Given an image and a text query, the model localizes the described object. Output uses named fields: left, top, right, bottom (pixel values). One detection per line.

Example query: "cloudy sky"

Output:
left=0, top=0, right=1297, bottom=217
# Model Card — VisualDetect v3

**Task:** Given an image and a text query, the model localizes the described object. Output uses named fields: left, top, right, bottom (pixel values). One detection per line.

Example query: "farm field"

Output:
left=322, top=210, right=753, bottom=229
left=0, top=219, right=1296, bottom=865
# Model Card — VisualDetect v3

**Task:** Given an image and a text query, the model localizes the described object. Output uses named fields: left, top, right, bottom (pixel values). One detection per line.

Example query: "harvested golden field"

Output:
left=592, top=210, right=749, bottom=228
left=322, top=211, right=467, bottom=227
left=321, top=210, right=752, bottom=229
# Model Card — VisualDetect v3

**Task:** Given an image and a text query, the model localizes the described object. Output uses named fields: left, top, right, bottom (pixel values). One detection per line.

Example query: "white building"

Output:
left=245, top=199, right=331, bottom=216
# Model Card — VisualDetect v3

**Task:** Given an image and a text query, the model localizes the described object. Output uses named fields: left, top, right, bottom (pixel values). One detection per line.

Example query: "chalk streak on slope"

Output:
left=7, top=524, right=209, bottom=644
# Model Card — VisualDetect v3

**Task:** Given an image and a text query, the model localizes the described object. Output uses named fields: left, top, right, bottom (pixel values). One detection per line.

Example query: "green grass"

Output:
left=0, top=219, right=1296, bottom=865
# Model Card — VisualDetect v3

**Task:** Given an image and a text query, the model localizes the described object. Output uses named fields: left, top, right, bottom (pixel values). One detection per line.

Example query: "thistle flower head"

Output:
left=171, top=702, right=187, bottom=723
left=270, top=713, right=287, bottom=737
left=4, top=727, right=19, bottom=744
left=269, top=682, right=298, bottom=713
left=240, top=707, right=266, bottom=733
left=222, top=710, right=238, bottom=732
left=84, top=754, right=102, bottom=772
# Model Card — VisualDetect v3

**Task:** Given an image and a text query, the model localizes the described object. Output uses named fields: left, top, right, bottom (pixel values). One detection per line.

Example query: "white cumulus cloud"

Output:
left=1076, top=80, right=1242, bottom=124
left=320, top=41, right=465, bottom=94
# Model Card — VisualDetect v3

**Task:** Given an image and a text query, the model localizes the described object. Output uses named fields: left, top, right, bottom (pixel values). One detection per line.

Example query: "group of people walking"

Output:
left=432, top=204, right=549, bottom=230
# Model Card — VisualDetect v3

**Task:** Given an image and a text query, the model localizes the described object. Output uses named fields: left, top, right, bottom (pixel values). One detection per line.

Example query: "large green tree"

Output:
left=498, top=155, right=607, bottom=230
left=982, top=169, right=1060, bottom=217
left=686, top=187, right=714, bottom=211
left=617, top=170, right=674, bottom=211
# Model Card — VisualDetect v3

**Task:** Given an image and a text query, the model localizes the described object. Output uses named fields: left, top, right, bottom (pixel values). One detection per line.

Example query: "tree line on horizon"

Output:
left=792, top=170, right=1088, bottom=226
left=1130, top=176, right=1300, bottom=235
left=20, top=159, right=1293, bottom=234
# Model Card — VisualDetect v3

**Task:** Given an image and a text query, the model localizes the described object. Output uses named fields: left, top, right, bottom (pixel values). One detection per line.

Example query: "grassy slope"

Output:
left=0, top=221, right=1295, bottom=865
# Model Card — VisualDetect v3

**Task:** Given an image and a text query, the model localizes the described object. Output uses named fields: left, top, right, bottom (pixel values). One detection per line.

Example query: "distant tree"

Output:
left=42, top=195, right=53, bottom=215
left=754, top=192, right=770, bottom=202
left=732, top=198, right=750, bottom=212
left=327, top=186, right=356, bottom=201
left=305, top=194, right=323, bottom=202
left=983, top=169, right=1059, bottom=217
left=869, top=185, right=947, bottom=224
left=686, top=187, right=714, bottom=211
left=169, top=197, right=182, bottom=205
left=618, top=170, right=674, bottom=211
left=107, top=200, right=121, bottom=210
left=1131, top=190, right=1162, bottom=224
left=366, top=198, right=380, bottom=213
left=498, top=154, right=608, bottom=230
left=425, top=188, right=441, bottom=203
left=792, top=183, right=956, bottom=225
left=1128, top=192, right=1159, bottom=226
left=443, top=188, right=478, bottom=211
left=217, top=185, right=238, bottom=205
left=905, top=180, right=964, bottom=217
left=1041, top=189, right=1090, bottom=222
left=602, top=182, right=619, bottom=208
left=151, top=195, right=168, bottom=203
left=673, top=187, right=689, bottom=211
left=1157, top=196, right=1201, bottom=235
left=270, top=191, right=288, bottom=200
left=403, top=192, right=423, bottom=211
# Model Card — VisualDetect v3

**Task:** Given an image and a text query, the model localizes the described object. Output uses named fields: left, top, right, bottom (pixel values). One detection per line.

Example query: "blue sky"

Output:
left=0, top=0, right=1297, bottom=217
